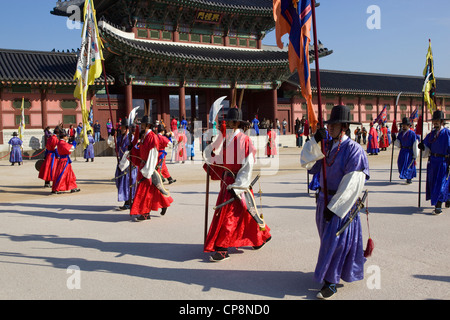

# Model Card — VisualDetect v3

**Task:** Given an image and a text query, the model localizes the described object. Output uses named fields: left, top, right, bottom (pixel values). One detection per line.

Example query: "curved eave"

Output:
left=100, top=28, right=289, bottom=69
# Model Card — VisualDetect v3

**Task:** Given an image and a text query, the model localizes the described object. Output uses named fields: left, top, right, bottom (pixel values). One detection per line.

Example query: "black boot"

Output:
left=160, top=207, right=167, bottom=216
left=168, top=177, right=177, bottom=184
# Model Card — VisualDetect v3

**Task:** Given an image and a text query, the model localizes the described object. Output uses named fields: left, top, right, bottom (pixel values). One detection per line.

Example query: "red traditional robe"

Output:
left=38, top=134, right=59, bottom=182
left=157, top=133, right=171, bottom=179
left=130, top=130, right=173, bottom=216
left=379, top=126, right=389, bottom=149
left=203, top=130, right=271, bottom=252
left=266, top=129, right=277, bottom=156
left=52, top=139, right=77, bottom=192
left=175, top=131, right=187, bottom=162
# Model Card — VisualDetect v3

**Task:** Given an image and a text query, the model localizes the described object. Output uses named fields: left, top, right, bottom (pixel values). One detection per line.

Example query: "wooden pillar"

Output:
left=40, top=88, right=48, bottom=129
left=160, top=87, right=170, bottom=127
left=191, top=94, right=197, bottom=120
left=271, top=88, right=277, bottom=127
left=125, top=79, right=133, bottom=117
left=179, top=84, right=186, bottom=120
left=358, top=96, right=362, bottom=123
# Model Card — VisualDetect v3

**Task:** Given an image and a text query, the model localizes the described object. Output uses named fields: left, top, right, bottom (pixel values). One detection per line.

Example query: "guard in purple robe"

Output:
left=84, top=130, right=95, bottom=162
left=419, top=110, right=450, bottom=215
left=301, top=105, right=370, bottom=299
left=115, top=119, right=137, bottom=210
left=393, top=117, right=419, bottom=184
left=8, top=132, right=23, bottom=166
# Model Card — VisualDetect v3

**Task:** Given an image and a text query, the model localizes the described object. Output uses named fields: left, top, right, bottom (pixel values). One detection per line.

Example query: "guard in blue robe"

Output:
left=301, top=105, right=370, bottom=299
left=393, top=117, right=419, bottom=184
left=8, top=132, right=23, bottom=165
left=419, top=110, right=450, bottom=215
left=252, top=116, right=260, bottom=136
left=115, top=120, right=137, bottom=210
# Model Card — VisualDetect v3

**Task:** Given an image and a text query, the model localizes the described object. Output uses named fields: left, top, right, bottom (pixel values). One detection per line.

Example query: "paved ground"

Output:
left=0, top=144, right=449, bottom=301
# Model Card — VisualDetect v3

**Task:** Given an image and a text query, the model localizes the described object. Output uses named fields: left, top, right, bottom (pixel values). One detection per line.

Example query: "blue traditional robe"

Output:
left=423, top=127, right=450, bottom=206
left=115, top=133, right=137, bottom=202
left=252, top=118, right=260, bottom=135
left=307, top=136, right=370, bottom=284
left=8, top=136, right=23, bottom=163
left=396, top=129, right=419, bottom=180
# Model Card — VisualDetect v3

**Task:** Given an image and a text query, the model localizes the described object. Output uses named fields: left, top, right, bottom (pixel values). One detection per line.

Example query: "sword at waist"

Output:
left=336, top=189, right=369, bottom=237
left=213, top=174, right=260, bottom=210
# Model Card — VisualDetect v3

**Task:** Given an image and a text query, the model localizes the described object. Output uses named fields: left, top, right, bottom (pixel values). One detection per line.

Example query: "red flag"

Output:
left=273, top=0, right=318, bottom=132
left=415, top=116, right=423, bottom=135
left=391, top=119, right=398, bottom=134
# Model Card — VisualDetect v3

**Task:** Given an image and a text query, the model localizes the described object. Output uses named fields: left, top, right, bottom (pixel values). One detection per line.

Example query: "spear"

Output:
left=390, top=92, right=402, bottom=182
left=311, top=0, right=328, bottom=205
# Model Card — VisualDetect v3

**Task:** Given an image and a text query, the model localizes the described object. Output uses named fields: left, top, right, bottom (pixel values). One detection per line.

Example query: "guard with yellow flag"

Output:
left=73, top=0, right=104, bottom=149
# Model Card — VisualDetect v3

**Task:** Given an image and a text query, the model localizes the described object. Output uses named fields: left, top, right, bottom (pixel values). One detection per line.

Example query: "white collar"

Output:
left=331, top=134, right=348, bottom=151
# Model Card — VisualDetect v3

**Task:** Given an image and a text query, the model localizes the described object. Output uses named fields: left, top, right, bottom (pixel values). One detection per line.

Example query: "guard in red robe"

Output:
left=367, top=122, right=380, bottom=155
left=265, top=127, right=277, bottom=157
left=130, top=116, right=174, bottom=221
left=38, top=127, right=60, bottom=188
left=52, top=132, right=79, bottom=194
left=379, top=123, right=389, bottom=150
left=157, top=124, right=176, bottom=184
left=204, top=108, right=271, bottom=262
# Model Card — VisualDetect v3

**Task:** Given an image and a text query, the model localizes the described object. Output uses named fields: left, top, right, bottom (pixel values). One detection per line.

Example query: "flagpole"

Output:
left=101, top=60, right=119, bottom=163
left=311, top=0, right=328, bottom=205
left=390, top=92, right=402, bottom=182
left=418, top=65, right=432, bottom=207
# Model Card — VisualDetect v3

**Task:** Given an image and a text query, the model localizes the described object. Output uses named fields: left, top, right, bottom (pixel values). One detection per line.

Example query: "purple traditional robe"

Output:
left=84, top=135, right=95, bottom=159
left=115, top=133, right=137, bottom=202
left=309, top=137, right=370, bottom=284
left=8, top=137, right=23, bottom=163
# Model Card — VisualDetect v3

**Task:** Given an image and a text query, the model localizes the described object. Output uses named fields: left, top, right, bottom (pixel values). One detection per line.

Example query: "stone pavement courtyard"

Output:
left=0, top=146, right=449, bottom=300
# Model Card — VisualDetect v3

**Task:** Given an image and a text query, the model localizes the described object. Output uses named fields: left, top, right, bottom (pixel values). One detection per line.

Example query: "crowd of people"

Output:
left=5, top=104, right=448, bottom=300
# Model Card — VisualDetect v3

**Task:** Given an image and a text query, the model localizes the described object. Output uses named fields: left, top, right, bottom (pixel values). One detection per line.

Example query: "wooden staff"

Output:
left=311, top=0, right=328, bottom=205
left=390, top=92, right=402, bottom=182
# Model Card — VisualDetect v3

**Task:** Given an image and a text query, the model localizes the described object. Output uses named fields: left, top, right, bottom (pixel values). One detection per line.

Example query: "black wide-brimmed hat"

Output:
left=12, top=132, right=18, bottom=136
left=432, top=110, right=445, bottom=121
left=324, top=105, right=361, bottom=125
left=225, top=107, right=243, bottom=122
left=401, top=117, right=411, bottom=126
left=141, top=115, right=152, bottom=124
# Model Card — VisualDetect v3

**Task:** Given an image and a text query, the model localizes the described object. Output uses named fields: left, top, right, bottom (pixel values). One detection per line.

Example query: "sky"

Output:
left=1, top=0, right=449, bottom=78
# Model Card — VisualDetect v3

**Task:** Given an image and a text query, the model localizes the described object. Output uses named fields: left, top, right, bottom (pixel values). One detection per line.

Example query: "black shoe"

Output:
left=252, top=236, right=272, bottom=250
left=44, top=183, right=51, bottom=188
left=433, top=208, right=443, bottom=215
left=135, top=214, right=150, bottom=222
left=86, top=159, right=89, bottom=162
left=406, top=179, right=412, bottom=184
left=160, top=207, right=167, bottom=216
left=119, top=205, right=130, bottom=210
left=209, top=251, right=230, bottom=262
left=445, top=201, right=450, bottom=208
left=317, top=282, right=337, bottom=299
left=70, top=188, right=80, bottom=193
left=168, top=177, right=177, bottom=184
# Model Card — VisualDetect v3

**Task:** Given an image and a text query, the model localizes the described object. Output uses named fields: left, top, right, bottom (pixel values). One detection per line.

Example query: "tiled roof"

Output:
left=288, top=69, right=450, bottom=97
left=100, top=22, right=333, bottom=68
left=51, top=0, right=275, bottom=17
left=0, top=48, right=114, bottom=85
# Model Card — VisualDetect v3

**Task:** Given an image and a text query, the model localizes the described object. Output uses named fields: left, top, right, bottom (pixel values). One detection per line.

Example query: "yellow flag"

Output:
left=423, top=40, right=437, bottom=115
left=18, top=97, right=25, bottom=141
left=73, top=0, right=104, bottom=148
